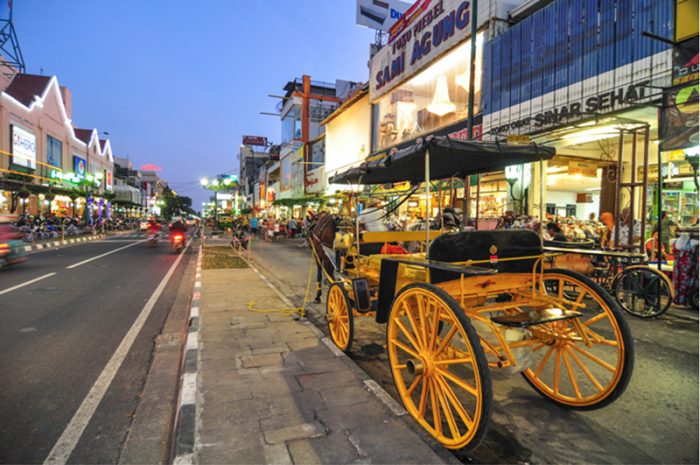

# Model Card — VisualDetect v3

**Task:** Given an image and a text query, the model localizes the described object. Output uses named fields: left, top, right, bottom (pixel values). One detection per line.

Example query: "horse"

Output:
left=308, top=212, right=337, bottom=303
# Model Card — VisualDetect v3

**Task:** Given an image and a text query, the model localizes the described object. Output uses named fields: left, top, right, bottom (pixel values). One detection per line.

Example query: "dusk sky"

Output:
left=15, top=0, right=376, bottom=207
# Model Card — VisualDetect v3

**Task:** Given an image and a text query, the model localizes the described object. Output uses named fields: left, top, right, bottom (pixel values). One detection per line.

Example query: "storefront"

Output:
left=479, top=0, right=677, bottom=233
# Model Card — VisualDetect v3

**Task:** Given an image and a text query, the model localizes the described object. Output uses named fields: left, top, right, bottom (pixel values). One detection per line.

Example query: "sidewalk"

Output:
left=179, top=239, right=456, bottom=464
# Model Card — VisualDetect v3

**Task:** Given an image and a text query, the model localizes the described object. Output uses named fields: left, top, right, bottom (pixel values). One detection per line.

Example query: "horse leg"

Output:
left=314, top=261, right=323, bottom=303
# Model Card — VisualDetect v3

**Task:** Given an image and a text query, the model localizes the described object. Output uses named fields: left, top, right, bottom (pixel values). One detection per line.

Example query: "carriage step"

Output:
left=490, top=308, right=582, bottom=328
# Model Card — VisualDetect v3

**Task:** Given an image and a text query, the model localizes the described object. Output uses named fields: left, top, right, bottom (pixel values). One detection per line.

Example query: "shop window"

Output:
left=282, top=105, right=302, bottom=144
left=309, top=139, right=325, bottom=166
left=46, top=135, right=62, bottom=168
left=373, top=33, right=483, bottom=152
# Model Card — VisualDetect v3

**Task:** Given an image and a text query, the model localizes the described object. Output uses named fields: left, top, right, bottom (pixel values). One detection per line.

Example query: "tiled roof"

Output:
left=4, top=74, right=52, bottom=106
left=74, top=128, right=93, bottom=144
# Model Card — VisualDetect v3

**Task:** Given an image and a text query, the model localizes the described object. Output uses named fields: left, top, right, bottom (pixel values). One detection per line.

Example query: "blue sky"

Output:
left=14, top=0, right=375, bottom=206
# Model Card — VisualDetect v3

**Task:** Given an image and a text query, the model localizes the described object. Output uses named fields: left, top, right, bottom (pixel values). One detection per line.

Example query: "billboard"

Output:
left=660, top=83, right=699, bottom=151
left=356, top=0, right=412, bottom=32
left=370, top=0, right=474, bottom=100
left=242, top=135, right=268, bottom=146
left=11, top=125, right=36, bottom=169
left=73, top=155, right=87, bottom=178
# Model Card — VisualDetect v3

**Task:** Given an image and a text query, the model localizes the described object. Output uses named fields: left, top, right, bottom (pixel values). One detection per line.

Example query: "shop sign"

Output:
left=73, top=155, right=87, bottom=178
left=673, top=38, right=699, bottom=86
left=105, top=170, right=113, bottom=191
left=660, top=83, right=699, bottom=151
left=371, top=0, right=473, bottom=100
left=305, top=166, right=325, bottom=194
left=568, top=161, right=598, bottom=177
left=507, top=134, right=531, bottom=144
left=242, top=135, right=268, bottom=146
left=675, top=0, right=699, bottom=42
left=490, top=82, right=650, bottom=135
left=576, top=193, right=593, bottom=203
left=356, top=0, right=411, bottom=32
left=11, top=124, right=36, bottom=169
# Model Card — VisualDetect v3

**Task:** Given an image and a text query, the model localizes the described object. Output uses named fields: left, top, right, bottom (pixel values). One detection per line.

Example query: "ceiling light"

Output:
left=427, top=75, right=455, bottom=117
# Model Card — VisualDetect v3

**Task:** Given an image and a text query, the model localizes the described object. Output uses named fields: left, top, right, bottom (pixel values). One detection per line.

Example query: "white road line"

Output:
left=0, top=272, right=57, bottom=297
left=65, top=240, right=145, bottom=269
left=44, top=237, right=192, bottom=465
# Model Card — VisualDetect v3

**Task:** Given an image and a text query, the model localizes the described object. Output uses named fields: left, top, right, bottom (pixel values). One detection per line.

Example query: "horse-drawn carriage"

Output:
left=311, top=136, right=634, bottom=450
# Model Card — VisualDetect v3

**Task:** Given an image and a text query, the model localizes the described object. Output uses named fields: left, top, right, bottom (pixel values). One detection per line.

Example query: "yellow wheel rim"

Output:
left=525, top=272, right=627, bottom=407
left=387, top=287, right=485, bottom=449
left=327, top=285, right=351, bottom=351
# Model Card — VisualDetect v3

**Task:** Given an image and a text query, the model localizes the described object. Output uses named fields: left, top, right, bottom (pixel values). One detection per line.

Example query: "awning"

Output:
left=112, top=184, right=141, bottom=204
left=328, top=136, right=556, bottom=185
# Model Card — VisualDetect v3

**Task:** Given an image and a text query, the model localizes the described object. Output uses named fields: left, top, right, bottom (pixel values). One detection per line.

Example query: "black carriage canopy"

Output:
left=328, top=136, right=556, bottom=185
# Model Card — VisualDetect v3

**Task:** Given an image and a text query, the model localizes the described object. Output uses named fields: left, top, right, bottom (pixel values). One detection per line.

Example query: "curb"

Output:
left=21, top=230, right=139, bottom=253
left=172, top=245, right=202, bottom=465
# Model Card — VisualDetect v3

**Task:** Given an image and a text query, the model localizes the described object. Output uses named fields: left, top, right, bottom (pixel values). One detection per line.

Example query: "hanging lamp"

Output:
left=427, top=75, right=455, bottom=117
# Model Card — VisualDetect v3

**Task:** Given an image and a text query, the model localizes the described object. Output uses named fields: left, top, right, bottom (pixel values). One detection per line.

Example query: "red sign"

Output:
left=242, top=135, right=268, bottom=146
left=140, top=164, right=162, bottom=171
left=388, top=0, right=431, bottom=43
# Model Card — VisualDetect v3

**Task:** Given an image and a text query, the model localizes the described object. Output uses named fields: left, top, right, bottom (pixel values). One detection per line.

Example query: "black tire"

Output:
left=612, top=267, right=673, bottom=318
left=522, top=268, right=634, bottom=410
left=386, top=283, right=492, bottom=450
left=326, top=283, right=354, bottom=353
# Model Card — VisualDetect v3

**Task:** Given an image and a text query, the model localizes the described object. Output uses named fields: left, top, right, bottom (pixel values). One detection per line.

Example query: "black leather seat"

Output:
left=428, top=230, right=542, bottom=283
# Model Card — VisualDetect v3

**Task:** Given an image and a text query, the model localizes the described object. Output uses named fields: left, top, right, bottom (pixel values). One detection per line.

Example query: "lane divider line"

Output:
left=43, top=236, right=193, bottom=465
left=65, top=240, right=146, bottom=269
left=0, top=272, right=57, bottom=297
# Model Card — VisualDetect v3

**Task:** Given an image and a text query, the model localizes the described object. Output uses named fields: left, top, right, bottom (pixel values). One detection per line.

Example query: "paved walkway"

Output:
left=188, top=239, right=454, bottom=464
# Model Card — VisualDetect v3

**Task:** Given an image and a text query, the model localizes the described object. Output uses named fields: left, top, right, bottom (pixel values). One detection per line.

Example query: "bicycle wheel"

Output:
left=612, top=267, right=672, bottom=318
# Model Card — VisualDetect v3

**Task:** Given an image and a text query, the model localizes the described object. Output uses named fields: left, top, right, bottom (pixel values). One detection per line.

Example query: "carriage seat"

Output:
left=428, top=230, right=542, bottom=283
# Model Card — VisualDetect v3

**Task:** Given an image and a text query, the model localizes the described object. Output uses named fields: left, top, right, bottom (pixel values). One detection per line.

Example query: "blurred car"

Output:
left=139, top=220, right=150, bottom=231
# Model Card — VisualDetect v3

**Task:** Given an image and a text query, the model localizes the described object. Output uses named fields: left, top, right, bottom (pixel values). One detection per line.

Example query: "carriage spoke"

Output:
left=436, top=374, right=474, bottom=430
left=569, top=344, right=616, bottom=372
left=395, top=319, right=423, bottom=354
left=553, top=348, right=561, bottom=395
left=561, top=350, right=582, bottom=400
left=533, top=346, right=555, bottom=378
left=583, top=312, right=607, bottom=327
left=417, top=377, right=429, bottom=417
left=406, top=373, right=423, bottom=396
left=391, top=339, right=420, bottom=358
left=429, top=378, right=441, bottom=435
left=433, top=324, right=458, bottom=357
left=437, top=368, right=478, bottom=397
left=402, top=301, right=424, bottom=350
left=430, top=301, right=441, bottom=348
left=566, top=347, right=605, bottom=392
left=417, top=295, right=429, bottom=348
left=434, top=378, right=460, bottom=439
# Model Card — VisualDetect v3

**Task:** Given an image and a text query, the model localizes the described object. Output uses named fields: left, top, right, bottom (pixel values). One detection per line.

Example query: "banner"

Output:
left=11, top=125, right=36, bottom=169
left=660, top=83, right=699, bottom=151
left=673, top=38, right=699, bottom=86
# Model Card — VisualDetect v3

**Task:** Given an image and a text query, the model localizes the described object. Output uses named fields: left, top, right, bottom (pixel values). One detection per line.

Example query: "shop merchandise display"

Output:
left=672, top=231, right=699, bottom=306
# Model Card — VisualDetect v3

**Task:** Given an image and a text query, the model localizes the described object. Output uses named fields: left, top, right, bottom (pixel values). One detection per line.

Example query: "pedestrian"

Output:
left=612, top=207, right=641, bottom=248
left=359, top=198, right=387, bottom=232
left=546, top=222, right=567, bottom=242
left=250, top=216, right=258, bottom=237
left=655, top=211, right=675, bottom=252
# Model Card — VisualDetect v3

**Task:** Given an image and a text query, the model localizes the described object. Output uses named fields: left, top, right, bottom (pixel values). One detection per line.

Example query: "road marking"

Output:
left=44, top=237, right=192, bottom=465
left=0, top=272, right=57, bottom=297
left=65, top=240, right=145, bottom=269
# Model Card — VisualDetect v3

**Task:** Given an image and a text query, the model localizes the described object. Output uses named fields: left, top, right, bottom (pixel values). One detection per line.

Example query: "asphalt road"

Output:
left=249, top=237, right=699, bottom=465
left=0, top=231, right=195, bottom=464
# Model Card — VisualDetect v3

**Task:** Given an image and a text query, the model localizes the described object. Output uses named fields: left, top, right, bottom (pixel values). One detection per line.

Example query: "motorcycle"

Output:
left=148, top=232, right=160, bottom=247
left=171, top=232, right=185, bottom=253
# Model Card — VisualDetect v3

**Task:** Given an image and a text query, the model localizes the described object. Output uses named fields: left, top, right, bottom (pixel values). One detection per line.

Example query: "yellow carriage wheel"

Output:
left=523, top=269, right=634, bottom=409
left=326, top=283, right=354, bottom=353
left=387, top=283, right=492, bottom=450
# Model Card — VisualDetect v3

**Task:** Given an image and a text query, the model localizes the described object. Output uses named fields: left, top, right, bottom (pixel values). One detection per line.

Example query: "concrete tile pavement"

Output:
left=187, top=253, right=457, bottom=464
